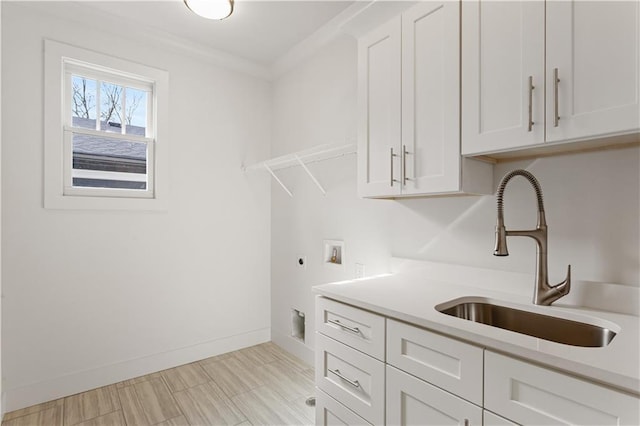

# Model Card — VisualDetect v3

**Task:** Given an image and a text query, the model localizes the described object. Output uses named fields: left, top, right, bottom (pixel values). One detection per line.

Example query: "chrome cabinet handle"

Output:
left=402, top=145, right=409, bottom=184
left=327, top=318, right=360, bottom=334
left=553, top=68, right=560, bottom=127
left=329, top=369, right=360, bottom=388
left=528, top=76, right=535, bottom=132
left=390, top=147, right=398, bottom=187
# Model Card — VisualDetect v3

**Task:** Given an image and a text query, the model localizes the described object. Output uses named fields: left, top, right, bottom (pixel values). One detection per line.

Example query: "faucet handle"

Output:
left=538, top=265, right=571, bottom=306
left=553, top=264, right=571, bottom=295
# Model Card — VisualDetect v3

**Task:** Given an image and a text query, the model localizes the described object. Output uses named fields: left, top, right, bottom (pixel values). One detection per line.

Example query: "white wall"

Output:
left=0, top=0, right=3, bottom=417
left=270, top=35, right=640, bottom=364
left=2, top=3, right=271, bottom=411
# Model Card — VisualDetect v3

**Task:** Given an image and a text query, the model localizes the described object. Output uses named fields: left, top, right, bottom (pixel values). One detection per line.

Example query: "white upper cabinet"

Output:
left=461, top=1, right=545, bottom=154
left=358, top=1, right=493, bottom=198
left=546, top=1, right=640, bottom=143
left=401, top=2, right=461, bottom=195
left=462, top=1, right=640, bottom=156
left=357, top=17, right=402, bottom=197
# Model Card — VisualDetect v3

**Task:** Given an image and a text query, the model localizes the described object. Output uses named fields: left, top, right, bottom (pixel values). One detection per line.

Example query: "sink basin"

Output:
left=437, top=298, right=617, bottom=347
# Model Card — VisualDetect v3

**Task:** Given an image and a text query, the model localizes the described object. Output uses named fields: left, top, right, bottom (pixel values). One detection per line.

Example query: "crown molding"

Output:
left=270, top=1, right=375, bottom=79
left=9, top=1, right=272, bottom=80
left=270, top=0, right=419, bottom=80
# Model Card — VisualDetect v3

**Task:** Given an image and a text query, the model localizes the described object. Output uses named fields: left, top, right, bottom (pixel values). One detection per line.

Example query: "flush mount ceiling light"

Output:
left=184, top=0, right=234, bottom=20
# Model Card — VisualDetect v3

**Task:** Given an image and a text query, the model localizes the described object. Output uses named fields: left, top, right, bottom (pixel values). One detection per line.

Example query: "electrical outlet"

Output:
left=355, top=263, right=365, bottom=278
left=297, top=256, right=307, bottom=269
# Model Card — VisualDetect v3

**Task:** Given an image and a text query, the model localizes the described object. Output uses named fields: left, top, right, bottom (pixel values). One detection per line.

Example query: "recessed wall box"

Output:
left=323, top=239, right=345, bottom=268
left=291, top=309, right=305, bottom=342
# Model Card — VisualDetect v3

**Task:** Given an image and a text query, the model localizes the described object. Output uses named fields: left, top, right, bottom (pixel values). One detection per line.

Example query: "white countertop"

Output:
left=313, top=261, right=640, bottom=396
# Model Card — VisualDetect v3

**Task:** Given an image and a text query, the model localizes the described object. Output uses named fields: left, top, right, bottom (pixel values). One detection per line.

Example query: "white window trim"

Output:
left=44, top=39, right=169, bottom=211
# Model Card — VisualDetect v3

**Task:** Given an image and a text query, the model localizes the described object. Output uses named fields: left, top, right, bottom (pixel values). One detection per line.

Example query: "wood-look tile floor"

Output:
left=2, top=343, right=316, bottom=426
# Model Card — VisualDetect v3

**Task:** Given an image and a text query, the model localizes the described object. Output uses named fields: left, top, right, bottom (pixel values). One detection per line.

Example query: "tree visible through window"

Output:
left=67, top=72, right=152, bottom=192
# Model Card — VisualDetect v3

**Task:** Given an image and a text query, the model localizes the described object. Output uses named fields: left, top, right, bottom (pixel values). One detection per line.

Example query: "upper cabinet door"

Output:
left=461, top=1, right=545, bottom=155
left=402, top=1, right=461, bottom=194
left=546, top=1, right=640, bottom=142
left=357, top=17, right=402, bottom=197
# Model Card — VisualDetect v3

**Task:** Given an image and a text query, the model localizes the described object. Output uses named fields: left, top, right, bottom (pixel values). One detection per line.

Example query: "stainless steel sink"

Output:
left=437, top=299, right=617, bottom=347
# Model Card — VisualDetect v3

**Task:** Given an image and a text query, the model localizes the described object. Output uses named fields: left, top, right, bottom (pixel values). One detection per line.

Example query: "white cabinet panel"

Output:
left=387, top=319, right=483, bottom=406
left=546, top=1, right=640, bottom=142
left=357, top=17, right=402, bottom=197
left=483, top=410, right=518, bottom=426
left=485, top=351, right=640, bottom=426
left=316, top=333, right=385, bottom=425
left=386, top=365, right=482, bottom=426
left=402, top=1, right=461, bottom=194
left=316, top=389, right=371, bottom=426
left=462, top=0, right=545, bottom=154
left=316, top=296, right=386, bottom=361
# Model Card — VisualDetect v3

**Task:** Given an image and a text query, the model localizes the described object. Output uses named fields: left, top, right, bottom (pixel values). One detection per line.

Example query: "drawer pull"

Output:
left=553, top=67, right=560, bottom=127
left=527, top=75, right=535, bottom=132
left=329, top=369, right=360, bottom=388
left=327, top=319, right=361, bottom=335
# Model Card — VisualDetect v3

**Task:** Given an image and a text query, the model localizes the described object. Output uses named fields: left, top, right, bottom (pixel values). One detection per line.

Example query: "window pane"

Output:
left=71, top=76, right=97, bottom=129
left=125, top=87, right=148, bottom=136
left=100, top=81, right=124, bottom=132
left=72, top=133, right=147, bottom=190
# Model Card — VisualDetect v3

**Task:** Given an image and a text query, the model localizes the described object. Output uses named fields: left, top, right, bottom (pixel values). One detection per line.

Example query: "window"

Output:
left=44, top=40, right=168, bottom=210
left=67, top=70, right=152, bottom=194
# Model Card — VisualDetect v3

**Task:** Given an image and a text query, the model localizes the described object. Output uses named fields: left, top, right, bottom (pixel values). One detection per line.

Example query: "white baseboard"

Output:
left=4, top=327, right=270, bottom=413
left=271, top=329, right=314, bottom=367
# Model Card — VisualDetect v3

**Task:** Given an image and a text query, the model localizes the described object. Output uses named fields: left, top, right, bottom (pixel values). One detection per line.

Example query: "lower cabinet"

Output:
left=315, top=332, right=385, bottom=425
left=387, top=319, right=483, bottom=406
left=314, top=297, right=640, bottom=426
left=483, top=410, right=518, bottom=426
left=485, top=351, right=640, bottom=426
left=386, top=365, right=482, bottom=426
left=316, top=390, right=371, bottom=426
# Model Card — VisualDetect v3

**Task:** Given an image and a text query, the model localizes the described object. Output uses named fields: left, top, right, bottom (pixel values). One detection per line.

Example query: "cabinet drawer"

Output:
left=316, top=333, right=385, bottom=425
left=386, top=365, right=482, bottom=426
left=485, top=351, right=640, bottom=425
left=483, top=410, right=518, bottom=426
left=387, top=319, right=483, bottom=405
left=316, top=389, right=371, bottom=426
left=316, top=296, right=386, bottom=361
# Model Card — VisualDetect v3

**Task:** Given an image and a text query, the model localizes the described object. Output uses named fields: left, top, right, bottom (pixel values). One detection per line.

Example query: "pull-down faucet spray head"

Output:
left=494, top=217, right=509, bottom=256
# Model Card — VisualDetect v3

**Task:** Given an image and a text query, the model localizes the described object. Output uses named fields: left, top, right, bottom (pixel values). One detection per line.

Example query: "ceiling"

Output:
left=81, top=1, right=356, bottom=66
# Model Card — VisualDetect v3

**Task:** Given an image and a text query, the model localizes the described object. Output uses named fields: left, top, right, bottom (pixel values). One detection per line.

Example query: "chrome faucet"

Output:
left=494, top=169, right=571, bottom=306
